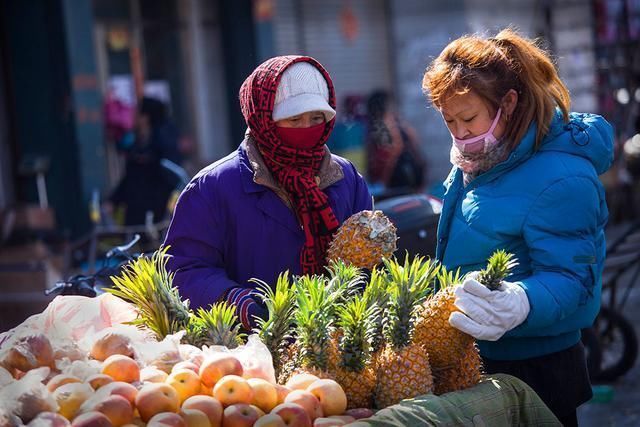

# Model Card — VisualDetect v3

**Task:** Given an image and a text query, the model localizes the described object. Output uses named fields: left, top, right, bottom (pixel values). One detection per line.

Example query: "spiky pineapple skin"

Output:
left=374, top=343, right=433, bottom=409
left=337, top=367, right=376, bottom=409
left=432, top=344, right=482, bottom=395
left=414, top=286, right=475, bottom=369
left=327, top=210, right=397, bottom=270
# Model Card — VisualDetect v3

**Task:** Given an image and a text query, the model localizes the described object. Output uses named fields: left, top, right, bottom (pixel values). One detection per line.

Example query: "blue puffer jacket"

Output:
left=436, top=110, right=614, bottom=360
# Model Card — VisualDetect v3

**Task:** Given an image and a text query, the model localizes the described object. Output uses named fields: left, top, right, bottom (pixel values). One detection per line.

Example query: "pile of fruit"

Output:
left=0, top=209, right=517, bottom=426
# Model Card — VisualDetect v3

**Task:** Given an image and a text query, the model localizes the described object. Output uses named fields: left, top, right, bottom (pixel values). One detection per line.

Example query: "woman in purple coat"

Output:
left=164, top=56, right=372, bottom=329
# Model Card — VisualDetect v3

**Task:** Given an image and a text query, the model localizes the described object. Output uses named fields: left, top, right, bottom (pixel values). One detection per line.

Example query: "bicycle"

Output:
left=46, top=234, right=141, bottom=298
left=581, top=221, right=640, bottom=382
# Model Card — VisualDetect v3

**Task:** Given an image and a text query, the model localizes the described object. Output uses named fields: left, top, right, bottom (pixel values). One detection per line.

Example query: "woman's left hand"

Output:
left=449, top=276, right=530, bottom=341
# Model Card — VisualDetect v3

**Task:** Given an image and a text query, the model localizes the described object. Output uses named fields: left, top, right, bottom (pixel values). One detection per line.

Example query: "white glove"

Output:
left=448, top=276, right=530, bottom=341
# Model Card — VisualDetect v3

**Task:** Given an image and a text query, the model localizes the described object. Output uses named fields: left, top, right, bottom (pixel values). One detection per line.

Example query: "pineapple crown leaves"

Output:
left=250, top=272, right=296, bottom=374
left=476, top=250, right=518, bottom=291
left=362, top=267, right=389, bottom=353
left=433, top=266, right=463, bottom=293
left=325, top=259, right=365, bottom=305
left=187, top=302, right=245, bottom=349
left=108, top=246, right=191, bottom=340
left=336, top=295, right=378, bottom=372
left=294, top=274, right=340, bottom=371
left=382, top=254, right=440, bottom=350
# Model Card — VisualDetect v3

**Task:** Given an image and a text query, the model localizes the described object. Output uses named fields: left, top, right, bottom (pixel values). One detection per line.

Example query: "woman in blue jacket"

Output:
left=164, top=56, right=371, bottom=330
left=422, top=29, right=613, bottom=425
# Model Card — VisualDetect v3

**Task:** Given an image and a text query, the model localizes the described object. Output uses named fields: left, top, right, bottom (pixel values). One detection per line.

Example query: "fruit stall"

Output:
left=0, top=211, right=559, bottom=426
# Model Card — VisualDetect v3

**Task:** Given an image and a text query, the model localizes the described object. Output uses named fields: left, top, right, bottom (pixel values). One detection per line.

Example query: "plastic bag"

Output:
left=136, top=331, right=185, bottom=373
left=202, top=334, right=276, bottom=384
left=0, top=367, right=58, bottom=423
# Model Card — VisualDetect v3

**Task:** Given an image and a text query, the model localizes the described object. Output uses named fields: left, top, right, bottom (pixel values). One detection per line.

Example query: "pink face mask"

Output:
left=452, top=108, right=502, bottom=154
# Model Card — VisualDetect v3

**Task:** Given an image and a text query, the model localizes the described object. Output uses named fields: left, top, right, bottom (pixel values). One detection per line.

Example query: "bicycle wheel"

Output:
left=591, top=306, right=639, bottom=382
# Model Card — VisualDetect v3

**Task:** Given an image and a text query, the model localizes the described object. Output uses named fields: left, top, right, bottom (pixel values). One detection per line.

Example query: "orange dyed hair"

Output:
left=422, top=28, right=570, bottom=149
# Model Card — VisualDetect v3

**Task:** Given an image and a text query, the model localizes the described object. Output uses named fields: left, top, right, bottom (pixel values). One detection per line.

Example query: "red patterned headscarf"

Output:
left=239, top=56, right=340, bottom=275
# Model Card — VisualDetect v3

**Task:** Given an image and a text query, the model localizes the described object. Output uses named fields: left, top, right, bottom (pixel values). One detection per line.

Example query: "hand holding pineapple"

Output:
left=449, top=251, right=530, bottom=341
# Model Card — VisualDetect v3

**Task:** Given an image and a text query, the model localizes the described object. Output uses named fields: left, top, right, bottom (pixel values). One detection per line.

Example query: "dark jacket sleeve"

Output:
left=164, top=180, right=239, bottom=309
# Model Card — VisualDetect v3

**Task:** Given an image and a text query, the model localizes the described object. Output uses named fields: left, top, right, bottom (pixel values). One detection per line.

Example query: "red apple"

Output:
left=271, top=403, right=312, bottom=427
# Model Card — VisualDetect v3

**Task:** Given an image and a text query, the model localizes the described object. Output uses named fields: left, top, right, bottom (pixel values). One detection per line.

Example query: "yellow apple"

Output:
left=199, top=355, right=243, bottom=389
left=306, top=380, right=347, bottom=417
left=166, top=369, right=202, bottom=404
left=271, top=403, right=311, bottom=427
left=284, top=390, right=323, bottom=421
left=179, top=408, right=211, bottom=427
left=70, top=411, right=112, bottom=427
left=181, top=395, right=223, bottom=427
left=285, top=373, right=319, bottom=391
left=101, top=355, right=140, bottom=384
left=93, top=394, right=134, bottom=426
left=147, top=412, right=187, bottom=427
left=247, top=378, right=278, bottom=413
left=212, top=375, right=253, bottom=407
left=141, top=367, right=169, bottom=383
left=135, top=383, right=181, bottom=422
left=221, top=404, right=261, bottom=427
left=46, top=374, right=81, bottom=392
left=86, top=374, right=114, bottom=390
left=254, top=413, right=286, bottom=427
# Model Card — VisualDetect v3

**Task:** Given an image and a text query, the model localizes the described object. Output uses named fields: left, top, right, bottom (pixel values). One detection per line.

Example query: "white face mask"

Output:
left=452, top=108, right=502, bottom=154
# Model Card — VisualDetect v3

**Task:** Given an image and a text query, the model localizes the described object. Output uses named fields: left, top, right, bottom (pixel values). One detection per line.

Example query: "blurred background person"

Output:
left=106, top=96, right=182, bottom=226
left=327, top=94, right=367, bottom=174
left=366, top=90, right=427, bottom=196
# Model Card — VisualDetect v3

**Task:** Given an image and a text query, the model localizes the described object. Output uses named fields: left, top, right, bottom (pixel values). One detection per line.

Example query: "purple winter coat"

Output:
left=164, top=138, right=372, bottom=309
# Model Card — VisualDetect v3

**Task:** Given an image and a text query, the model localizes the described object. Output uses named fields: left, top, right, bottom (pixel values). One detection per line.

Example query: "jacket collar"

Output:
left=239, top=135, right=344, bottom=201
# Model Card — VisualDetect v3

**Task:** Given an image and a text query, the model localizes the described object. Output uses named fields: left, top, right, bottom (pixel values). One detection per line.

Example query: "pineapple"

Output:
left=374, top=255, right=438, bottom=409
left=362, top=267, right=390, bottom=369
left=432, top=349, right=483, bottom=395
left=251, top=272, right=297, bottom=380
left=414, top=267, right=475, bottom=370
left=327, top=210, right=397, bottom=270
left=414, top=250, right=518, bottom=395
left=335, top=294, right=377, bottom=409
left=476, top=250, right=518, bottom=290
left=186, top=301, right=245, bottom=349
left=108, top=247, right=191, bottom=340
left=292, top=275, right=342, bottom=379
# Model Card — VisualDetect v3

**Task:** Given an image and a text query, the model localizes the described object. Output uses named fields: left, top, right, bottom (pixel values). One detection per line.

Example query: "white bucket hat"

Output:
left=272, top=62, right=336, bottom=122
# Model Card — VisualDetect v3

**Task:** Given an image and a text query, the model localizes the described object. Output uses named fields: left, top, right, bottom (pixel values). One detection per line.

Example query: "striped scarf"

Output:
left=239, top=55, right=340, bottom=275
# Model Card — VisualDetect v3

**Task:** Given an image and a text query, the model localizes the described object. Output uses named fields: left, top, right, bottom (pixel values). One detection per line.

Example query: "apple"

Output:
left=141, top=367, right=169, bottom=383
left=254, top=414, right=286, bottom=427
left=247, top=378, right=278, bottom=412
left=179, top=408, right=210, bottom=427
left=53, top=382, right=94, bottom=420
left=95, top=382, right=138, bottom=405
left=344, top=408, right=374, bottom=419
left=71, top=411, right=112, bottom=427
left=86, top=374, right=114, bottom=390
left=212, top=375, right=253, bottom=407
left=199, top=355, right=243, bottom=388
left=274, top=385, right=291, bottom=405
left=221, top=404, right=262, bottom=427
left=46, top=374, right=81, bottom=392
left=284, top=390, right=323, bottom=420
left=4, top=333, right=54, bottom=371
left=172, top=361, right=199, bottom=374
left=181, top=395, right=223, bottom=427
left=271, top=403, right=311, bottom=427
left=166, top=369, right=201, bottom=404
left=93, top=394, right=134, bottom=426
left=101, top=355, right=140, bottom=383
left=90, top=331, right=134, bottom=361
left=285, top=373, right=319, bottom=391
left=135, top=383, right=181, bottom=422
left=147, top=412, right=187, bottom=427
left=306, top=380, right=347, bottom=417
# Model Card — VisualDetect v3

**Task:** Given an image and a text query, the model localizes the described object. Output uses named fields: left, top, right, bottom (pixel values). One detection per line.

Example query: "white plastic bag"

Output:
left=202, top=334, right=276, bottom=384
